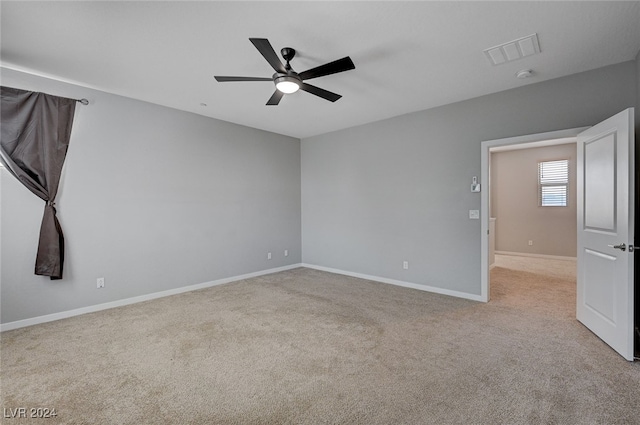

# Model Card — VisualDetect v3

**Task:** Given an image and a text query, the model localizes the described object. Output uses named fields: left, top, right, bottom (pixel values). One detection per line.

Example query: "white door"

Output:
left=577, top=108, right=635, bottom=361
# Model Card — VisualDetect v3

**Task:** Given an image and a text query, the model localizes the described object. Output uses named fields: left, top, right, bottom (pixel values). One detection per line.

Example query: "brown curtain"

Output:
left=0, top=86, right=77, bottom=280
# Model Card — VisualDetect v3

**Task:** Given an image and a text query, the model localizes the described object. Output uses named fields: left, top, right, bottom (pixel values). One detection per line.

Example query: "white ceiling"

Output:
left=2, top=1, right=639, bottom=139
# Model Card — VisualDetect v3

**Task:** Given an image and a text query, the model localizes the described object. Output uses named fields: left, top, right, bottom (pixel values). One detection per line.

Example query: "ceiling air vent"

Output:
left=484, top=33, right=541, bottom=66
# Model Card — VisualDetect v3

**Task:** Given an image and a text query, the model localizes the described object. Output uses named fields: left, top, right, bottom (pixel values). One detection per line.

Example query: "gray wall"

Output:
left=1, top=68, right=301, bottom=324
left=302, top=61, right=636, bottom=296
left=491, top=144, right=577, bottom=257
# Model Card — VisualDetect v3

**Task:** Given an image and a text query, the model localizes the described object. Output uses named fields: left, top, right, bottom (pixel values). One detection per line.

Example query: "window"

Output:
left=538, top=159, right=568, bottom=207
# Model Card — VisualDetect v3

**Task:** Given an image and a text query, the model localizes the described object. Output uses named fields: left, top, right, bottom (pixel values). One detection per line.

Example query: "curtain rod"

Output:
left=76, top=98, right=89, bottom=105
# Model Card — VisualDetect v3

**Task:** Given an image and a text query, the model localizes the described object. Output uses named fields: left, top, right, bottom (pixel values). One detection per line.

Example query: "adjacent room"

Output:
left=2, top=2, right=640, bottom=423
left=487, top=140, right=580, bottom=361
left=488, top=141, right=578, bottom=308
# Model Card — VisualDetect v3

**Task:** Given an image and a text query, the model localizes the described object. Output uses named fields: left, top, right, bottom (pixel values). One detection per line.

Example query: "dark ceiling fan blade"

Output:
left=250, top=38, right=287, bottom=74
left=299, top=57, right=355, bottom=81
left=215, top=76, right=273, bottom=82
left=299, top=83, right=342, bottom=102
left=266, top=90, right=284, bottom=106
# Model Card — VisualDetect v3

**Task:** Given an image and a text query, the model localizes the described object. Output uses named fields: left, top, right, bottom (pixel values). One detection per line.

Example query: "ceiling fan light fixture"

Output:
left=274, top=75, right=300, bottom=94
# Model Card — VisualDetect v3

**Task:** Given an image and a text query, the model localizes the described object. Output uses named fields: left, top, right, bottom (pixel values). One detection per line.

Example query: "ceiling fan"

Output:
left=214, top=38, right=355, bottom=105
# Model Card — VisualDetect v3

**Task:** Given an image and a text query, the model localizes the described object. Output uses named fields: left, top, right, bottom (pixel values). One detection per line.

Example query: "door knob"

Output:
left=608, top=243, right=626, bottom=251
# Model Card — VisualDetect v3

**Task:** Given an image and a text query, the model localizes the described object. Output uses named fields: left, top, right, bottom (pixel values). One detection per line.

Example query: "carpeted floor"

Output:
left=1, top=256, right=639, bottom=424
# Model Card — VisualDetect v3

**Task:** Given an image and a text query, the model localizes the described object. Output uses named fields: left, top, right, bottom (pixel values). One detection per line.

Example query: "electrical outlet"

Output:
left=403, top=261, right=409, bottom=270
left=284, top=249, right=288, bottom=257
left=528, top=240, right=533, bottom=246
left=267, top=252, right=272, bottom=260
left=97, top=277, right=105, bottom=288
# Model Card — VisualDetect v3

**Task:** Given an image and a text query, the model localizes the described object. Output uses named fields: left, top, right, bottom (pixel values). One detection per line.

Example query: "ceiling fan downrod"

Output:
left=281, top=47, right=295, bottom=71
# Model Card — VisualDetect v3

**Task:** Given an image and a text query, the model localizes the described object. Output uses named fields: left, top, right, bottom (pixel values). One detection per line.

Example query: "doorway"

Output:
left=480, top=127, right=588, bottom=302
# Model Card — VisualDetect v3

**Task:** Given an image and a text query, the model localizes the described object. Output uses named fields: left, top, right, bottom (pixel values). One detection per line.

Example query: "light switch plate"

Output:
left=469, top=210, right=480, bottom=219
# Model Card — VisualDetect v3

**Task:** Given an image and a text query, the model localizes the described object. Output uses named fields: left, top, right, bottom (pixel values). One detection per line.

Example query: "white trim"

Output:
left=0, top=264, right=302, bottom=332
left=495, top=251, right=577, bottom=262
left=480, top=127, right=588, bottom=303
left=301, top=263, right=484, bottom=302
left=490, top=137, right=575, bottom=152
left=2, top=63, right=110, bottom=94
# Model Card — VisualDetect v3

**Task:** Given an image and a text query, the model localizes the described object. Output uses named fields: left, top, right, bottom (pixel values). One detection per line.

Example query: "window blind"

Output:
left=538, top=159, right=568, bottom=207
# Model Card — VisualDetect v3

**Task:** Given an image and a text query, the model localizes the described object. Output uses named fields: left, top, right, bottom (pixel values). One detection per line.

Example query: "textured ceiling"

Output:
left=2, top=1, right=639, bottom=139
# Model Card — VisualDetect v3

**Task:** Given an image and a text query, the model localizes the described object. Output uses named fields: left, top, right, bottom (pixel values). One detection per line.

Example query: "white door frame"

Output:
left=480, top=127, right=589, bottom=302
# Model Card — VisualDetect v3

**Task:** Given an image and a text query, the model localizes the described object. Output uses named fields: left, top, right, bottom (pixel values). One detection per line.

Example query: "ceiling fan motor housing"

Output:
left=273, top=73, right=301, bottom=83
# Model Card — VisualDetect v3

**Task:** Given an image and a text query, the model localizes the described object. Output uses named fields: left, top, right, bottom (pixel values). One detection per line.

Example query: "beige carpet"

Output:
left=2, top=257, right=639, bottom=424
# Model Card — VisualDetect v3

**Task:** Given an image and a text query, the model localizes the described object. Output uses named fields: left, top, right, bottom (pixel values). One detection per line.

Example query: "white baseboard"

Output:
left=1, top=263, right=303, bottom=332
left=495, top=251, right=577, bottom=262
left=301, top=263, right=484, bottom=302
